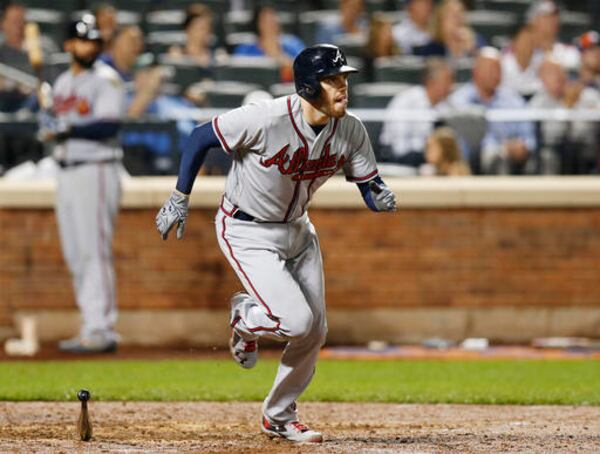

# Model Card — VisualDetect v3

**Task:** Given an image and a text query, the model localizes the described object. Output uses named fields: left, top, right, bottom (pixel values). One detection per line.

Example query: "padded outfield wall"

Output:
left=1, top=176, right=600, bottom=345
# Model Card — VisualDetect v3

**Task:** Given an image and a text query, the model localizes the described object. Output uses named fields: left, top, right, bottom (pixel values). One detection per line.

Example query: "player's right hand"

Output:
left=155, top=190, right=190, bottom=240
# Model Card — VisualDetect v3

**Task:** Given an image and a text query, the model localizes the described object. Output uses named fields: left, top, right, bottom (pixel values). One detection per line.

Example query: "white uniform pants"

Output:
left=55, top=162, right=121, bottom=339
left=215, top=199, right=327, bottom=425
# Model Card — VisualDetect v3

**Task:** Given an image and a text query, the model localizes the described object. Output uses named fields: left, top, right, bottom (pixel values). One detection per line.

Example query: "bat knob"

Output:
left=77, top=389, right=90, bottom=402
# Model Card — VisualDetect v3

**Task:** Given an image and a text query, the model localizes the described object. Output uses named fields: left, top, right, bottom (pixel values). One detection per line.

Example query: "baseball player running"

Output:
left=156, top=44, right=396, bottom=443
left=40, top=15, right=125, bottom=353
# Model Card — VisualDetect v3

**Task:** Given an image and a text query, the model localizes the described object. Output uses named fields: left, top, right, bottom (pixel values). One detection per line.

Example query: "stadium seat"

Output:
left=150, top=0, right=229, bottom=15
left=23, top=0, right=81, bottom=12
left=477, top=0, right=530, bottom=17
left=467, top=10, right=516, bottom=42
left=454, top=58, right=474, bottom=84
left=559, top=11, right=591, bottom=43
left=351, top=82, right=412, bottom=108
left=298, top=10, right=338, bottom=47
left=334, top=33, right=367, bottom=59
left=121, top=119, right=180, bottom=175
left=214, top=56, right=281, bottom=90
left=187, top=80, right=263, bottom=108
left=157, top=54, right=214, bottom=91
left=225, top=32, right=257, bottom=53
left=223, top=10, right=297, bottom=36
left=145, top=9, right=186, bottom=33
left=443, top=107, right=487, bottom=174
left=282, top=0, right=313, bottom=13
left=373, top=56, right=426, bottom=84
left=146, top=31, right=188, bottom=55
left=145, top=7, right=225, bottom=47
left=26, top=8, right=65, bottom=47
left=350, top=82, right=412, bottom=155
left=72, top=9, right=141, bottom=26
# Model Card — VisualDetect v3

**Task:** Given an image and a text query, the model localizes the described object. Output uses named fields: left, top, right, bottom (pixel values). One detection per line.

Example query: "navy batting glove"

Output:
left=358, top=177, right=397, bottom=212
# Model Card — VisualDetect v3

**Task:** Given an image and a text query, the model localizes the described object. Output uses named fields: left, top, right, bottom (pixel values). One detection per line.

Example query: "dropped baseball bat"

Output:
left=77, top=389, right=93, bottom=441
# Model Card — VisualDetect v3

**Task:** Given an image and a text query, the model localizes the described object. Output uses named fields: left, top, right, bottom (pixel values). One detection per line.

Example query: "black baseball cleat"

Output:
left=261, top=416, right=323, bottom=443
left=58, top=333, right=117, bottom=354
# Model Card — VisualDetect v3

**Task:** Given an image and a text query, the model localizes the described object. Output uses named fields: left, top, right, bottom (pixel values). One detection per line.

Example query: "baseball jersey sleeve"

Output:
left=212, top=103, right=266, bottom=155
left=343, top=118, right=379, bottom=182
left=94, top=75, right=126, bottom=120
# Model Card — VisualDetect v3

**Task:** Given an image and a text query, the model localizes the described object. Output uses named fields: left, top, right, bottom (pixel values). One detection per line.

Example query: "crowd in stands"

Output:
left=0, top=0, right=599, bottom=177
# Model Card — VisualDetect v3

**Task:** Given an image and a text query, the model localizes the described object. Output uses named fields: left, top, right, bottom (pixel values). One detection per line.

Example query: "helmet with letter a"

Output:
left=293, top=44, right=358, bottom=101
left=66, top=14, right=102, bottom=43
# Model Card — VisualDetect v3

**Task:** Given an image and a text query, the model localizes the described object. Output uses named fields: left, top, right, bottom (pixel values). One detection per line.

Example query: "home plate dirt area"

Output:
left=0, top=402, right=598, bottom=453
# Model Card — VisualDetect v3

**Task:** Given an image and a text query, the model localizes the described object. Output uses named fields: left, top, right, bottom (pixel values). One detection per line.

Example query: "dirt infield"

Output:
left=0, top=402, right=598, bottom=453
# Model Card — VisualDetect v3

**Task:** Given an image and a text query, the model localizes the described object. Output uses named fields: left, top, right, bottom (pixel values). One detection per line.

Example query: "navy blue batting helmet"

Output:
left=67, top=14, right=102, bottom=42
left=293, top=44, right=358, bottom=100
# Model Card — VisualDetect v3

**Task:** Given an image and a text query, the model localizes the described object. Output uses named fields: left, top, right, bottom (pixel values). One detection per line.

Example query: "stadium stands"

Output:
left=0, top=0, right=599, bottom=176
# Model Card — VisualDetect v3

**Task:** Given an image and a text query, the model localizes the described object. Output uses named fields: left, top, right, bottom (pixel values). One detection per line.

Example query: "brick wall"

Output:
left=2, top=207, right=600, bottom=322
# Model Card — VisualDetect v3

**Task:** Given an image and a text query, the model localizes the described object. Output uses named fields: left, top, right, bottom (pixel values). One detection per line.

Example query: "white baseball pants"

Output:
left=55, top=162, right=121, bottom=340
left=215, top=198, right=327, bottom=425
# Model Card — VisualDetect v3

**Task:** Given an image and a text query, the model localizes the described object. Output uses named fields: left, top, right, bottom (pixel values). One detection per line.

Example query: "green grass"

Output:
left=1, top=359, right=599, bottom=404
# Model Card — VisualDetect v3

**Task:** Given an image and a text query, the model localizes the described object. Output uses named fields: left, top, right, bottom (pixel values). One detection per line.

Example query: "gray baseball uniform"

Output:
left=52, top=61, right=125, bottom=341
left=213, top=94, right=378, bottom=424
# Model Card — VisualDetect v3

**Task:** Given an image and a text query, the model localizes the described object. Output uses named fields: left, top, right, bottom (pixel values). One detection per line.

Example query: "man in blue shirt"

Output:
left=450, top=47, right=537, bottom=174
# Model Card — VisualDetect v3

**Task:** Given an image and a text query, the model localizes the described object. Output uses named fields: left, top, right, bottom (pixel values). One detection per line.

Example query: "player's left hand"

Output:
left=155, top=190, right=190, bottom=240
left=368, top=180, right=397, bottom=212
left=37, top=113, right=70, bottom=143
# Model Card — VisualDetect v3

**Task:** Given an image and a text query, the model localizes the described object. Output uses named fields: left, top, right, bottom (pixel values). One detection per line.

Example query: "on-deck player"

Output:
left=39, top=15, right=125, bottom=353
left=156, top=44, right=396, bottom=443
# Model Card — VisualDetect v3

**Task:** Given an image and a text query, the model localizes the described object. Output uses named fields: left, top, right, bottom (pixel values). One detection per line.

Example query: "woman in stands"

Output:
left=363, top=13, right=400, bottom=81
left=421, top=127, right=471, bottom=176
left=414, top=0, right=483, bottom=60
left=169, top=4, right=217, bottom=67
left=233, top=5, right=305, bottom=82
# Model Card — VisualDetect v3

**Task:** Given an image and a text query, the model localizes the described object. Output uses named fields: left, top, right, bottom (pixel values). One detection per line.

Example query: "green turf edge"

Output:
left=1, top=359, right=598, bottom=405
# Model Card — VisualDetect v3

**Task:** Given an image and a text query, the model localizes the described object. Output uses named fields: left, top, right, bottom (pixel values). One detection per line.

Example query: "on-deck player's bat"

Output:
left=77, top=389, right=93, bottom=441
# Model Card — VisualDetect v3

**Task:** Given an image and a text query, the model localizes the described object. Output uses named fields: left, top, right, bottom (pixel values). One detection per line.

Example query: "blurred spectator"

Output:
left=315, top=0, right=367, bottom=45
left=0, top=2, right=43, bottom=174
left=576, top=31, right=600, bottom=90
left=98, top=25, right=163, bottom=118
left=421, top=127, right=471, bottom=176
left=529, top=57, right=600, bottom=174
left=93, top=2, right=118, bottom=53
left=366, top=14, right=397, bottom=59
left=233, top=5, right=304, bottom=81
left=450, top=47, right=537, bottom=175
left=415, top=0, right=482, bottom=60
left=363, top=14, right=399, bottom=80
left=393, top=0, right=433, bottom=54
left=168, top=4, right=218, bottom=66
left=0, top=2, right=35, bottom=111
left=501, top=23, right=543, bottom=100
left=379, top=58, right=454, bottom=167
left=527, top=0, right=580, bottom=70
